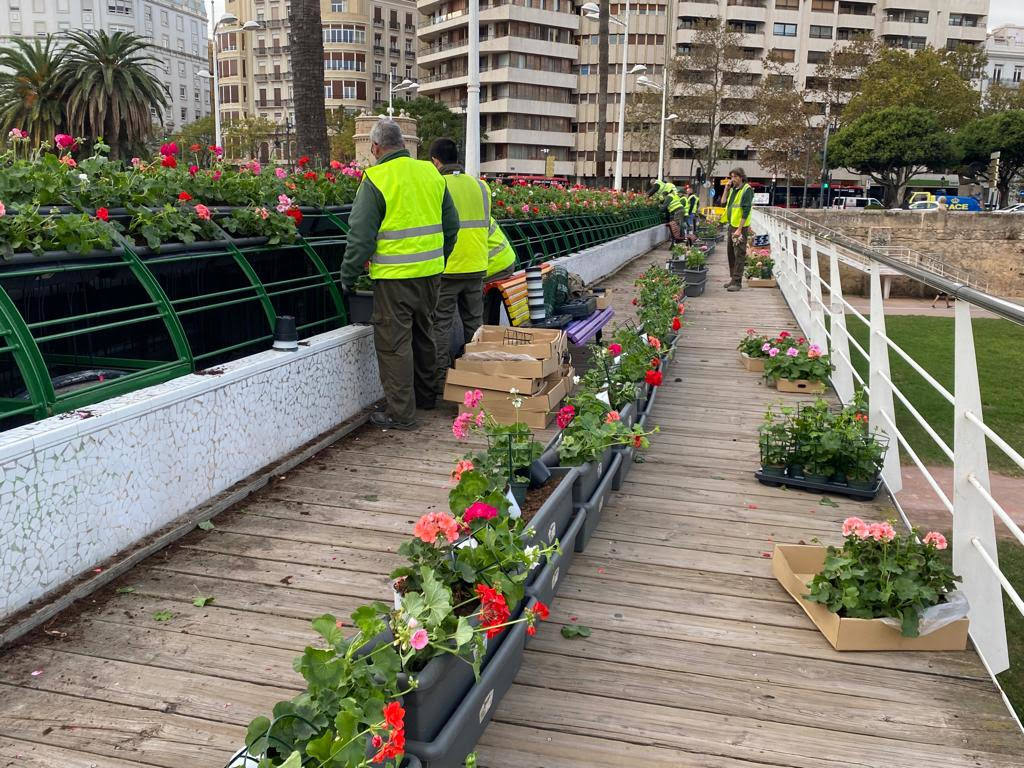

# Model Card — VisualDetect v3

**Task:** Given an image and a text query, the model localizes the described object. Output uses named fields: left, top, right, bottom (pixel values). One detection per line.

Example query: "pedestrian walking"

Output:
left=340, top=119, right=460, bottom=429
left=683, top=183, right=700, bottom=237
left=429, top=137, right=490, bottom=396
left=721, top=167, right=753, bottom=292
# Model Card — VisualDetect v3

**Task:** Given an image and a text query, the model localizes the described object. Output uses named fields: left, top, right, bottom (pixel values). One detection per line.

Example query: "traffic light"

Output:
left=695, top=167, right=705, bottom=184
left=821, top=171, right=831, bottom=190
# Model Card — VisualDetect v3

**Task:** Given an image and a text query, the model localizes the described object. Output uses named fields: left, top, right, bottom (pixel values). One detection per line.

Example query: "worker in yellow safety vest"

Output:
left=720, top=167, right=754, bottom=292
left=663, top=184, right=686, bottom=242
left=683, top=183, right=700, bottom=237
left=341, top=119, right=460, bottom=429
left=482, top=217, right=517, bottom=325
left=428, top=137, right=492, bottom=396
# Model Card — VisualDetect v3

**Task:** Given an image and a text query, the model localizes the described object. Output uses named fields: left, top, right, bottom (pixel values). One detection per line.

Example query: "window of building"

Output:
left=108, top=1, right=133, bottom=15
left=194, top=89, right=201, bottom=102
left=161, top=8, right=168, bottom=25
left=405, top=65, right=412, bottom=78
left=181, top=107, right=187, bottom=122
left=807, top=50, right=828, bottom=64
left=769, top=48, right=795, bottom=63
left=1015, top=66, right=1023, bottom=83
left=775, top=0, right=799, bottom=8
left=179, top=85, right=186, bottom=100
left=810, top=0, right=833, bottom=10
left=144, top=5, right=151, bottom=21
left=176, top=15, right=184, bottom=31
left=772, top=23, right=796, bottom=37
left=323, top=24, right=367, bottom=43
left=178, top=61, right=186, bottom=77
left=809, top=25, right=832, bottom=39
left=324, top=51, right=366, bottom=71
left=331, top=0, right=347, bottom=10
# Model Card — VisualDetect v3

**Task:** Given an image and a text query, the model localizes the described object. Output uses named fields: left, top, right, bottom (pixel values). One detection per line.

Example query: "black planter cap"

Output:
left=273, top=315, right=299, bottom=349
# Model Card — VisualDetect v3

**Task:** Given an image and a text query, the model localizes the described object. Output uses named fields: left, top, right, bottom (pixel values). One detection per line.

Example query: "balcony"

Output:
left=389, top=47, right=400, bottom=57
left=405, top=49, right=416, bottom=61
left=255, top=99, right=287, bottom=108
left=373, top=72, right=388, bottom=82
left=373, top=19, right=384, bottom=28
left=390, top=21, right=400, bottom=30
left=405, top=24, right=416, bottom=33
left=374, top=45, right=386, bottom=55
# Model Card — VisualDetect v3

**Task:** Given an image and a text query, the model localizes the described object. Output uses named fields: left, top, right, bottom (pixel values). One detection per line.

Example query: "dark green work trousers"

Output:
left=372, top=275, right=441, bottom=424
left=432, top=274, right=484, bottom=395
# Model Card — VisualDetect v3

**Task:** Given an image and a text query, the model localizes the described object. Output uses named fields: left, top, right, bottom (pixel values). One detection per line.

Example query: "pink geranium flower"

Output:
left=194, top=204, right=211, bottom=221
left=605, top=410, right=620, bottom=424
left=768, top=347, right=779, bottom=357
left=463, top=388, right=483, bottom=408
left=452, top=411, right=473, bottom=439
left=412, top=511, right=459, bottom=545
left=464, top=502, right=498, bottom=523
left=842, top=517, right=866, bottom=537
left=868, top=522, right=896, bottom=542
left=607, top=343, right=622, bottom=356
left=808, top=344, right=822, bottom=359
left=450, top=458, right=474, bottom=484
left=275, top=167, right=287, bottom=179
left=410, top=628, right=429, bottom=650
left=786, top=347, right=799, bottom=357
left=923, top=531, right=947, bottom=550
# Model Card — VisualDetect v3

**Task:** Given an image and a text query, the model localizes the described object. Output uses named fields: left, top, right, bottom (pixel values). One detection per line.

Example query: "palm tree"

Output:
left=0, top=36, right=68, bottom=147
left=59, top=30, right=168, bottom=159
left=289, top=0, right=330, bottom=163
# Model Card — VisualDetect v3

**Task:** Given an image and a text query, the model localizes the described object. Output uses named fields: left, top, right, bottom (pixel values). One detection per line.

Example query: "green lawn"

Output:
left=844, top=315, right=1024, bottom=477
left=998, top=541, right=1024, bottom=722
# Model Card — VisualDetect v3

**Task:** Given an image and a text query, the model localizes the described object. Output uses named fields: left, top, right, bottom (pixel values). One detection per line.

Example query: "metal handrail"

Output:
left=756, top=208, right=1024, bottom=728
left=767, top=208, right=1020, bottom=325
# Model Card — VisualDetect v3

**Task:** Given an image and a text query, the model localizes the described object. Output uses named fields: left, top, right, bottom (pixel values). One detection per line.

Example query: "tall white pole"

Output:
left=211, top=0, right=222, bottom=150
left=656, top=74, right=667, bottom=181
left=388, top=70, right=394, bottom=117
left=466, top=0, right=481, bottom=177
left=613, top=0, right=631, bottom=191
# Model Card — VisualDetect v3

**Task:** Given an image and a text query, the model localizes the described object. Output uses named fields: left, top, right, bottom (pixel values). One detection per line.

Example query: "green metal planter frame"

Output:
left=0, top=205, right=660, bottom=431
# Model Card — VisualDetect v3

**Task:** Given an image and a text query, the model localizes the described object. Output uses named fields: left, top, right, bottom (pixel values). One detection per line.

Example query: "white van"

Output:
left=832, top=197, right=885, bottom=210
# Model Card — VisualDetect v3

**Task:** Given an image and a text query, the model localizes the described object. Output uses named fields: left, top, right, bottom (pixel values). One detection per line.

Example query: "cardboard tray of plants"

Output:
left=772, top=544, right=969, bottom=652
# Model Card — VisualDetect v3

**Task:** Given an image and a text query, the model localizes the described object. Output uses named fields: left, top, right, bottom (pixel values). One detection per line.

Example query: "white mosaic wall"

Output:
left=0, top=325, right=382, bottom=620
left=552, top=224, right=667, bottom=286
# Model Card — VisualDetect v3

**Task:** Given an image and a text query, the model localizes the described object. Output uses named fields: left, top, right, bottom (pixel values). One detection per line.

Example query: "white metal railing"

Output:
left=753, top=208, right=1024, bottom=728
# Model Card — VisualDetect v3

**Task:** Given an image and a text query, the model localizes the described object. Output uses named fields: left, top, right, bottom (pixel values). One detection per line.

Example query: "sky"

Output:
left=989, top=0, right=1024, bottom=29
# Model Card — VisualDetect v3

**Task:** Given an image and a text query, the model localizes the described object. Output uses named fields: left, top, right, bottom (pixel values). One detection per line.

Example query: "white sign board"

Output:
left=753, top=193, right=770, bottom=206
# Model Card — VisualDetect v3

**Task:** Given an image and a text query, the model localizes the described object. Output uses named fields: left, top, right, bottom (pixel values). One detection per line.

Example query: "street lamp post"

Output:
left=637, top=73, right=676, bottom=182
left=387, top=73, right=418, bottom=117
left=582, top=1, right=633, bottom=191
left=466, top=0, right=481, bottom=177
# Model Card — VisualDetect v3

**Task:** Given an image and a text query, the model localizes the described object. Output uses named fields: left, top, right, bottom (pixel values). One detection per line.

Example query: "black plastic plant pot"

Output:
left=405, top=603, right=532, bottom=768
left=348, top=290, right=374, bottom=324
left=611, top=443, right=634, bottom=491
left=526, top=509, right=586, bottom=606
left=683, top=267, right=708, bottom=283
left=619, top=400, right=637, bottom=428
left=538, top=447, right=610, bottom=505
left=521, top=466, right=577, bottom=553
left=642, top=385, right=659, bottom=416
left=753, top=469, right=882, bottom=501
left=683, top=281, right=706, bottom=298
left=574, top=452, right=622, bottom=553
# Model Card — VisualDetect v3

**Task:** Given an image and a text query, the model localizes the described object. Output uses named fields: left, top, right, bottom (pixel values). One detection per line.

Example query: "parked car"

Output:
left=909, top=201, right=940, bottom=211
left=832, top=197, right=885, bottom=210
left=994, top=202, right=1024, bottom=214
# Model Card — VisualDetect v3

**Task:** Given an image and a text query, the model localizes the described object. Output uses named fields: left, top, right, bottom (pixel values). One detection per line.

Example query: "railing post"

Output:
left=952, top=300, right=1009, bottom=673
left=827, top=244, right=854, bottom=405
left=868, top=263, right=902, bottom=493
left=807, top=235, right=828, bottom=351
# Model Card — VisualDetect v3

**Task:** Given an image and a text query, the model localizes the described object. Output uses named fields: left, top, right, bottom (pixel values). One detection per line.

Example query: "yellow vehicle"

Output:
left=908, top=191, right=981, bottom=211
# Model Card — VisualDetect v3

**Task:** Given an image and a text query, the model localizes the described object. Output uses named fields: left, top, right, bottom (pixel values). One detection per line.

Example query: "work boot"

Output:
left=369, top=412, right=418, bottom=430
left=417, top=397, right=437, bottom=411
left=723, top=280, right=735, bottom=288
left=727, top=283, right=742, bottom=292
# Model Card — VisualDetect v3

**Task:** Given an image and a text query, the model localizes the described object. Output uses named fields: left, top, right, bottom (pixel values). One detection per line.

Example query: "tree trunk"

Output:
left=595, top=0, right=610, bottom=187
left=289, top=0, right=330, bottom=164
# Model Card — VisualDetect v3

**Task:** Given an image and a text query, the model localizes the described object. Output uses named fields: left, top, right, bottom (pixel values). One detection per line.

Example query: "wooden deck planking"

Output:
left=0, top=241, right=1020, bottom=768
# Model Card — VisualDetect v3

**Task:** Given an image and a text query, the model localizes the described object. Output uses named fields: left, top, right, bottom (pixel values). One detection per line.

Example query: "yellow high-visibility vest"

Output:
left=667, top=191, right=684, bottom=213
left=443, top=172, right=490, bottom=274
left=362, top=156, right=447, bottom=280
left=721, top=183, right=752, bottom=227
left=485, top=218, right=516, bottom=277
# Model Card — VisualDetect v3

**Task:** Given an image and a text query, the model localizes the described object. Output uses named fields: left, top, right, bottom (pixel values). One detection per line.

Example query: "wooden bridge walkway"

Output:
left=0, top=242, right=1021, bottom=768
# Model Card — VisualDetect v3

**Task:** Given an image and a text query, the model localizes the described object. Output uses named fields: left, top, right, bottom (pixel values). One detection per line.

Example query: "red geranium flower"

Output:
left=95, top=207, right=109, bottom=222
left=778, top=331, right=791, bottom=339
left=285, top=207, right=303, bottom=225
left=178, top=191, right=191, bottom=202
left=672, top=316, right=681, bottom=331
left=298, top=155, right=309, bottom=167
left=303, top=171, right=317, bottom=180
left=189, top=143, right=201, bottom=153
left=650, top=357, right=659, bottom=369
left=645, top=369, right=663, bottom=387
left=382, top=701, right=404, bottom=730
left=607, top=343, right=622, bottom=356
left=556, top=404, right=575, bottom=429
left=476, top=583, right=511, bottom=638
left=631, top=297, right=637, bottom=306
left=161, top=154, right=177, bottom=168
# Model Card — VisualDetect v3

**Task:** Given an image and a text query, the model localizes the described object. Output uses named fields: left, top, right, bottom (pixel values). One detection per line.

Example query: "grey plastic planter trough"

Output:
left=525, top=508, right=586, bottom=605
left=406, top=601, right=533, bottom=768
left=574, top=451, right=622, bottom=553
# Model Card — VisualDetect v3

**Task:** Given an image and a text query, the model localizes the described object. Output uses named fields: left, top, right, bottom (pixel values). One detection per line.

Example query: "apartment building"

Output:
left=416, top=0, right=579, bottom=177
left=217, top=0, right=417, bottom=134
left=0, top=0, right=211, bottom=133
left=568, top=0, right=989, bottom=186
left=985, top=24, right=1024, bottom=91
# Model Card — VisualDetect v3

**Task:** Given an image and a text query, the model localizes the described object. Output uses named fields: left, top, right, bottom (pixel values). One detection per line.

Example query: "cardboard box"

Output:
left=464, top=326, right=567, bottom=365
left=446, top=367, right=571, bottom=412
left=772, top=545, right=969, bottom=652
left=460, top=403, right=554, bottom=429
left=594, top=288, right=614, bottom=310
left=747, top=277, right=777, bottom=288
left=456, top=350, right=559, bottom=381
left=444, top=364, right=546, bottom=395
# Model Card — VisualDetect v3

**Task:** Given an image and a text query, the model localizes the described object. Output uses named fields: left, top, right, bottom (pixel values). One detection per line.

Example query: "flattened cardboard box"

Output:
left=445, top=368, right=572, bottom=414
left=444, top=365, right=546, bottom=396
left=464, top=326, right=568, bottom=364
left=455, top=351, right=559, bottom=381
left=772, top=544, right=969, bottom=652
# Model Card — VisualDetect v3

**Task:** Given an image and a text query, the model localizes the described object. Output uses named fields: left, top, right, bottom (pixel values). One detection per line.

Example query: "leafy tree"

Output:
left=828, top=106, right=960, bottom=207
left=957, top=111, right=1024, bottom=207
left=375, top=97, right=465, bottom=161
left=172, top=115, right=215, bottom=151
left=60, top=30, right=168, bottom=159
left=984, top=82, right=1024, bottom=114
left=222, top=116, right=277, bottom=161
left=0, top=36, right=68, bottom=147
left=843, top=46, right=980, bottom=132
left=327, top=109, right=356, bottom=161
left=289, top=0, right=330, bottom=163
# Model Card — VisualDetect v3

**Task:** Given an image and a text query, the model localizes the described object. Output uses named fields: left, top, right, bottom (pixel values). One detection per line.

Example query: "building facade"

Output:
left=218, top=0, right=418, bottom=147
left=984, top=24, right=1024, bottom=93
left=0, top=0, right=211, bottom=134
left=566, top=0, right=989, bottom=187
left=415, top=0, right=579, bottom=177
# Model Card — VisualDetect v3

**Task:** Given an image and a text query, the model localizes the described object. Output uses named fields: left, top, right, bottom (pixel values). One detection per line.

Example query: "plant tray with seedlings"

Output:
left=747, top=277, right=777, bottom=288
left=754, top=469, right=882, bottom=500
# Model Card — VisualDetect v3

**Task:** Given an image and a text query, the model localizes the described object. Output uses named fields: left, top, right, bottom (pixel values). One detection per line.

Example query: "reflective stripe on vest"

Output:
left=667, top=192, right=684, bottom=213
left=443, top=173, right=490, bottom=274
left=363, top=156, right=447, bottom=279
left=485, top=218, right=516, bottom=277
left=721, top=183, right=752, bottom=227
